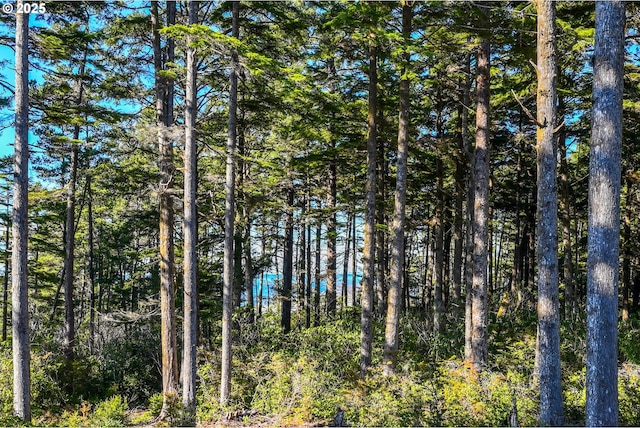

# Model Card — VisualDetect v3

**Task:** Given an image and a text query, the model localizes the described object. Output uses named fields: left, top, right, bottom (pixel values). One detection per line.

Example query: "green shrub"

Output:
left=619, top=363, right=640, bottom=426
left=90, top=395, right=128, bottom=427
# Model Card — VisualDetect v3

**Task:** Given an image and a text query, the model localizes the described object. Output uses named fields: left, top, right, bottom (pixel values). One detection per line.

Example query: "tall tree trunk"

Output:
left=220, top=0, right=239, bottom=406
left=326, top=166, right=337, bottom=315
left=558, top=95, right=574, bottom=319
left=470, top=37, right=490, bottom=371
left=12, top=5, right=31, bottom=420
left=342, top=212, right=353, bottom=307
left=383, top=2, right=411, bottom=377
left=535, top=1, right=563, bottom=424
left=63, top=139, right=79, bottom=363
left=352, top=213, right=358, bottom=307
left=182, top=0, right=198, bottom=416
left=314, top=221, right=321, bottom=326
left=621, top=176, right=632, bottom=322
left=63, top=41, right=87, bottom=362
left=586, top=2, right=624, bottom=425
left=462, top=52, right=474, bottom=361
left=453, top=78, right=467, bottom=319
left=244, top=218, right=254, bottom=318
left=361, top=40, right=377, bottom=378
left=376, top=132, right=386, bottom=316
left=153, top=1, right=179, bottom=415
left=88, top=177, right=96, bottom=354
left=434, top=111, right=445, bottom=334
left=299, top=200, right=307, bottom=319
left=2, top=205, right=9, bottom=342
left=258, top=233, right=265, bottom=319
left=281, top=187, right=294, bottom=334
left=305, top=190, right=312, bottom=327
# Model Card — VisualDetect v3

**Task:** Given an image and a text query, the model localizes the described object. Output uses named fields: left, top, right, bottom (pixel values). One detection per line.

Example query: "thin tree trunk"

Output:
left=342, top=212, right=353, bottom=308
left=63, top=41, right=87, bottom=362
left=327, top=143, right=337, bottom=315
left=220, top=0, right=239, bottom=406
left=182, top=0, right=198, bottom=416
left=453, top=83, right=466, bottom=319
left=258, top=233, right=265, bottom=319
left=305, top=191, right=312, bottom=327
left=586, top=3, right=624, bottom=424
left=470, top=37, right=490, bottom=371
left=244, top=218, right=254, bottom=318
left=2, top=209, right=9, bottom=342
left=299, top=199, right=307, bottom=319
left=462, top=52, right=474, bottom=361
left=558, top=95, right=574, bottom=319
left=622, top=176, right=632, bottom=322
left=314, top=222, right=321, bottom=326
left=361, top=40, right=377, bottom=378
left=434, top=111, right=445, bottom=334
left=376, top=132, right=386, bottom=316
left=12, top=4, right=31, bottom=420
left=88, top=176, right=96, bottom=354
left=352, top=212, right=358, bottom=307
left=383, top=2, right=411, bottom=377
left=281, top=187, right=294, bottom=334
left=535, top=1, right=563, bottom=423
left=63, top=139, right=79, bottom=362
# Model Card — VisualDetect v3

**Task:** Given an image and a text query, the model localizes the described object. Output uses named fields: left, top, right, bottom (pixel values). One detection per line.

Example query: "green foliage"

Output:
left=90, top=395, right=128, bottom=427
left=619, top=363, right=640, bottom=426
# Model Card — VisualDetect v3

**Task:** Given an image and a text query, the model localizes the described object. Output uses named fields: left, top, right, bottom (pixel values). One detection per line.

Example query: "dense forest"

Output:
left=1, top=0, right=640, bottom=426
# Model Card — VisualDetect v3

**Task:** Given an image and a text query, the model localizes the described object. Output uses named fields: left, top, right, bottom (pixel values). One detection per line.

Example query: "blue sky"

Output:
left=0, top=13, right=46, bottom=159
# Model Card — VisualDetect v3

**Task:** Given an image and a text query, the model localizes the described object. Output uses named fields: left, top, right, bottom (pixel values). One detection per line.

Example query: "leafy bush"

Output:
left=90, top=395, right=128, bottom=427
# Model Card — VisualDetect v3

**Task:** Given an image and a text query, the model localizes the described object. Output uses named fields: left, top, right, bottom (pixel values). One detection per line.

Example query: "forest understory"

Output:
left=2, top=304, right=640, bottom=427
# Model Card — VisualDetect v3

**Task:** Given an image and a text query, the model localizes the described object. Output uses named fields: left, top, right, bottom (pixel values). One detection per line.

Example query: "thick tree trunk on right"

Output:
left=383, top=3, right=411, bottom=376
left=585, top=2, right=625, bottom=425
left=470, top=37, right=490, bottom=371
left=535, top=1, right=563, bottom=424
left=220, top=0, right=240, bottom=406
left=12, top=5, right=31, bottom=421
left=361, top=41, right=377, bottom=378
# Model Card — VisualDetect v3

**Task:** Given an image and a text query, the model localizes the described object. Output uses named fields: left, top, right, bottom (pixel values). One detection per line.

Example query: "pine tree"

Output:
left=585, top=1, right=625, bottom=425
left=12, top=2, right=31, bottom=421
left=535, top=0, right=563, bottom=424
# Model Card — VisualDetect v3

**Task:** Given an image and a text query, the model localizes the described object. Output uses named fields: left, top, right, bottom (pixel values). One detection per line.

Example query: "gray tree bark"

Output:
left=12, top=4, right=31, bottom=421
left=281, top=186, right=294, bottom=334
left=535, top=1, right=563, bottom=424
left=361, top=41, right=377, bottom=378
left=220, top=0, right=240, bottom=405
left=326, top=148, right=337, bottom=315
left=153, top=1, right=179, bottom=416
left=470, top=37, right=490, bottom=371
left=383, top=3, right=411, bottom=377
left=586, top=1, right=625, bottom=426
left=182, top=0, right=199, bottom=417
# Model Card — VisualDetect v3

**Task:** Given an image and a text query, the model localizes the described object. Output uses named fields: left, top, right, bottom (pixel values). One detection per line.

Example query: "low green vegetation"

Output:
left=2, top=308, right=640, bottom=426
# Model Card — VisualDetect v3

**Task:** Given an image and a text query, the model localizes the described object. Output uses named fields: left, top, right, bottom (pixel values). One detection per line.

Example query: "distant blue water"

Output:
left=250, top=273, right=363, bottom=307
